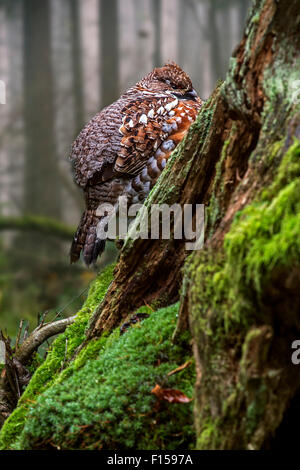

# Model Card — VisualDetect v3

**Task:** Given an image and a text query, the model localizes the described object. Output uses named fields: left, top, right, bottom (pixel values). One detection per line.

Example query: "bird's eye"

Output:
left=164, top=79, right=180, bottom=89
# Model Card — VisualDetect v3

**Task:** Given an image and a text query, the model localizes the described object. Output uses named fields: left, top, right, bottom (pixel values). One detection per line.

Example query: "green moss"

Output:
left=206, top=136, right=231, bottom=236
left=81, top=264, right=115, bottom=311
left=0, top=407, right=28, bottom=448
left=10, top=303, right=195, bottom=450
left=188, top=138, right=300, bottom=448
left=222, top=390, right=239, bottom=417
left=72, top=333, right=110, bottom=371
left=0, top=263, right=115, bottom=450
left=27, top=352, right=44, bottom=375
left=225, top=139, right=300, bottom=297
left=196, top=417, right=221, bottom=450
left=240, top=328, right=264, bottom=374
left=245, top=384, right=268, bottom=437
left=190, top=138, right=300, bottom=339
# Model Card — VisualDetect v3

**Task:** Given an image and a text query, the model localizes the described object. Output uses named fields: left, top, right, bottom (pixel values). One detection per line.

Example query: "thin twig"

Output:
left=13, top=369, right=21, bottom=399
left=36, top=311, right=49, bottom=331
left=23, top=324, right=30, bottom=342
left=15, top=320, right=24, bottom=352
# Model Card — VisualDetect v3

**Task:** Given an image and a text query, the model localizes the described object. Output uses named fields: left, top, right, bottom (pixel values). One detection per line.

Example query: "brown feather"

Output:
left=70, top=63, right=202, bottom=266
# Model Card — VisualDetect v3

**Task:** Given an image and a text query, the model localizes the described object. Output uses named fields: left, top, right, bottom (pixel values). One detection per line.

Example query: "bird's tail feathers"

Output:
left=70, top=210, right=106, bottom=266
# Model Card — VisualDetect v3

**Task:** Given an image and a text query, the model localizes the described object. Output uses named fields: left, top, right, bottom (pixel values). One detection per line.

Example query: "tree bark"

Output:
left=187, top=0, right=300, bottom=449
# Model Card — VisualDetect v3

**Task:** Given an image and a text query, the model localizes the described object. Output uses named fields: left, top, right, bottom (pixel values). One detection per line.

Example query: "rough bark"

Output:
left=187, top=0, right=300, bottom=449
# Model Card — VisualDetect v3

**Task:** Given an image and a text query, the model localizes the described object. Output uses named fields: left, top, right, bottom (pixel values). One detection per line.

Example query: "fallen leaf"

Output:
left=151, top=384, right=192, bottom=403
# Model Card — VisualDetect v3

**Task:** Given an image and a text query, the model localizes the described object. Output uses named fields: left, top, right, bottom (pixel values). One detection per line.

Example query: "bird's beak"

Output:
left=173, top=88, right=198, bottom=100
left=188, top=89, right=198, bottom=98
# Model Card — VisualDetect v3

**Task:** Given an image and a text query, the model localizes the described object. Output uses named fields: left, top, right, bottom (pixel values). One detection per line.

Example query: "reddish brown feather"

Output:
left=70, top=63, right=202, bottom=265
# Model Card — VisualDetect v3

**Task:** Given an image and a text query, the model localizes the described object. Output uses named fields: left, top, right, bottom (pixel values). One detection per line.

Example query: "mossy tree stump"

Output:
left=187, top=0, right=300, bottom=449
left=87, top=0, right=300, bottom=449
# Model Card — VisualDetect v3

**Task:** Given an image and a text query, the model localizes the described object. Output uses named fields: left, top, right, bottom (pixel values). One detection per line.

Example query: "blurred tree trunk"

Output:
left=208, top=0, right=222, bottom=83
left=0, top=1, right=10, bottom=216
left=177, top=0, right=187, bottom=68
left=23, top=0, right=60, bottom=220
left=20, top=0, right=62, bottom=266
left=70, top=0, right=84, bottom=134
left=99, top=0, right=119, bottom=107
left=161, top=0, right=179, bottom=64
left=134, top=0, right=153, bottom=78
left=1, top=0, right=24, bottom=218
left=152, top=0, right=161, bottom=67
left=219, top=1, right=231, bottom=74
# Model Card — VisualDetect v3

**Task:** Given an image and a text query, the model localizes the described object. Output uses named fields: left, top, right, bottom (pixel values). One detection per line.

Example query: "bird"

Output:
left=70, top=62, right=202, bottom=266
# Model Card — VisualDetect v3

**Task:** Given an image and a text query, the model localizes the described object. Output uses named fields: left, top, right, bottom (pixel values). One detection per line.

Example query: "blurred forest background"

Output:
left=0, top=0, right=250, bottom=336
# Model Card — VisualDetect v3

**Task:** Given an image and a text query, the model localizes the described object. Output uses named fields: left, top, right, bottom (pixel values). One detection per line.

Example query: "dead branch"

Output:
left=15, top=315, right=77, bottom=364
left=0, top=314, right=76, bottom=427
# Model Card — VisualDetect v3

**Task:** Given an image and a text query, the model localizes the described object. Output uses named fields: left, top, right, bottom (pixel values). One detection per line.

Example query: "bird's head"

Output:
left=138, top=62, right=198, bottom=100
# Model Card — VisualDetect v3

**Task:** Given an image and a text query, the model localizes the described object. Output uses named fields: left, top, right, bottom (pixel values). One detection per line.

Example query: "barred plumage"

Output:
left=70, top=63, right=202, bottom=266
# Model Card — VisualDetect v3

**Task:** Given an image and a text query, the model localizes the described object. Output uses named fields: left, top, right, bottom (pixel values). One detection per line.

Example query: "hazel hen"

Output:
left=70, top=63, right=202, bottom=266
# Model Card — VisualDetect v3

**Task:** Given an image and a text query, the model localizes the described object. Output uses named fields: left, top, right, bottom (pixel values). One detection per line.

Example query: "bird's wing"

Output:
left=70, top=100, right=125, bottom=188
left=70, top=93, right=201, bottom=188
left=115, top=95, right=185, bottom=176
